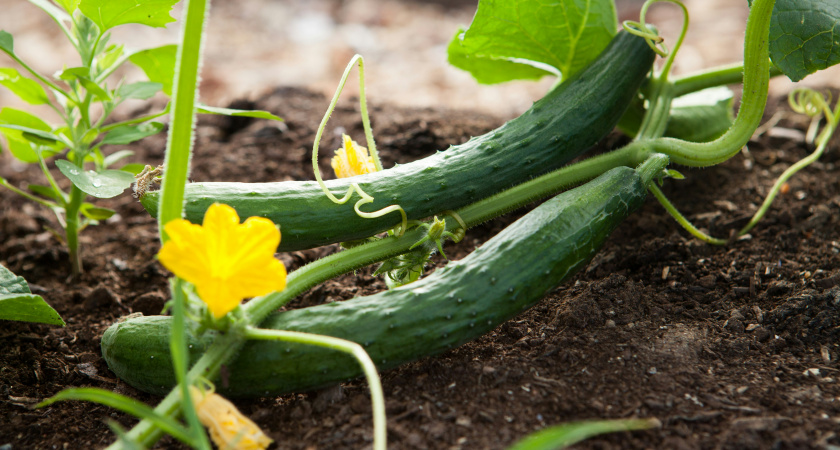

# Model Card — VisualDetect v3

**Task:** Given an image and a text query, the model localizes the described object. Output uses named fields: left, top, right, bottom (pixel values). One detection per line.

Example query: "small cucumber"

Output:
left=103, top=166, right=648, bottom=397
left=140, top=32, right=655, bottom=252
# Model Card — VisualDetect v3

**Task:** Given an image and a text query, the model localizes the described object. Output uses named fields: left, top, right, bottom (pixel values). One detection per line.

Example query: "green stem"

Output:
left=100, top=108, right=169, bottom=133
left=0, top=178, right=60, bottom=210
left=64, top=183, right=85, bottom=276
left=0, top=51, right=73, bottom=101
left=625, top=0, right=775, bottom=167
left=673, top=62, right=782, bottom=97
left=244, top=327, right=387, bottom=450
left=649, top=183, right=727, bottom=245
left=157, top=0, right=209, bottom=243
left=739, top=102, right=839, bottom=236
left=636, top=153, right=670, bottom=186
left=170, top=279, right=212, bottom=449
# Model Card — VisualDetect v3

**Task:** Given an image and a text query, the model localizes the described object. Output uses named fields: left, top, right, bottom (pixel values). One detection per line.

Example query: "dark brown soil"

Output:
left=2, top=86, right=839, bottom=450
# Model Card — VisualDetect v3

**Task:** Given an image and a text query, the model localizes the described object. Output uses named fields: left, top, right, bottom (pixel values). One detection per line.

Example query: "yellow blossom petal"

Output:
left=331, top=134, right=377, bottom=178
left=157, top=203, right=287, bottom=319
left=189, top=386, right=272, bottom=450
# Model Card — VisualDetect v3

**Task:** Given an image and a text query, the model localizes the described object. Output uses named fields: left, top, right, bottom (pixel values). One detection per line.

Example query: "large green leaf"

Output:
left=0, top=68, right=50, bottom=105
left=0, top=264, right=64, bottom=326
left=751, top=0, right=840, bottom=81
left=55, top=159, right=135, bottom=198
left=128, top=45, right=176, bottom=96
left=78, top=0, right=179, bottom=32
left=447, top=28, right=552, bottom=84
left=447, top=0, right=618, bottom=84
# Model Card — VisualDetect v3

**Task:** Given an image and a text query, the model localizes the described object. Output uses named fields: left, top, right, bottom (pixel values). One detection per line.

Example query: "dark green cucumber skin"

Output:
left=104, top=166, right=647, bottom=398
left=140, top=32, right=654, bottom=252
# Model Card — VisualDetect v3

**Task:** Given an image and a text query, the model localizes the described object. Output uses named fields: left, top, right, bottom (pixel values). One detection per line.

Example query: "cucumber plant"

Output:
left=36, top=0, right=840, bottom=448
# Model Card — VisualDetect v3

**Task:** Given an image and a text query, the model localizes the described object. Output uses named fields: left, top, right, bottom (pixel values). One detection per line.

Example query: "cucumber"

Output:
left=103, top=165, right=648, bottom=398
left=140, top=31, right=655, bottom=252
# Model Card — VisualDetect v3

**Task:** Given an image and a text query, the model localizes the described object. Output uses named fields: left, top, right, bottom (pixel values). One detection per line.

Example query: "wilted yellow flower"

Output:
left=189, top=385, right=273, bottom=450
left=332, top=134, right=377, bottom=178
left=158, top=203, right=287, bottom=319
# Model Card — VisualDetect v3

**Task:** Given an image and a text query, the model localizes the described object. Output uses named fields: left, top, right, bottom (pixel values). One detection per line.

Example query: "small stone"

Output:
left=803, top=368, right=821, bottom=377
left=724, top=318, right=744, bottom=333
left=745, top=323, right=759, bottom=331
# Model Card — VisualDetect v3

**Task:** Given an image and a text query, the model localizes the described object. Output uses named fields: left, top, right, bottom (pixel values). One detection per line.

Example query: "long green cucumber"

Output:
left=140, top=32, right=654, bottom=252
left=104, top=165, right=648, bottom=397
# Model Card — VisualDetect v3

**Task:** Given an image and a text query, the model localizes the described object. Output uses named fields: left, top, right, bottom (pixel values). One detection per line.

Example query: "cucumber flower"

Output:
left=157, top=203, right=287, bottom=319
left=332, top=134, right=377, bottom=178
left=189, top=385, right=273, bottom=450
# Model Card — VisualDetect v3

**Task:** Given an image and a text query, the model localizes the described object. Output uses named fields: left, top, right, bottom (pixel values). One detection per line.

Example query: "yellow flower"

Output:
left=157, top=203, right=287, bottom=319
left=189, top=385, right=273, bottom=450
left=332, top=134, right=377, bottom=178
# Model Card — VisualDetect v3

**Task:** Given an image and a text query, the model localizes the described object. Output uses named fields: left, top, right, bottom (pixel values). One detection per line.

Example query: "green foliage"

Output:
left=128, top=45, right=177, bottom=95
left=749, top=0, right=840, bottom=81
left=55, top=159, right=135, bottom=198
left=78, top=0, right=179, bottom=32
left=447, top=0, right=617, bottom=84
left=0, top=68, right=50, bottom=104
left=0, top=107, right=61, bottom=162
left=508, top=418, right=659, bottom=450
left=102, top=122, right=164, bottom=145
left=0, top=263, right=64, bottom=326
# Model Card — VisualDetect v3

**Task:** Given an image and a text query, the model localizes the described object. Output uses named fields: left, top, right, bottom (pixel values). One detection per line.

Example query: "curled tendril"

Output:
left=312, top=55, right=408, bottom=235
left=788, top=88, right=836, bottom=145
left=622, top=0, right=690, bottom=82
left=622, top=20, right=667, bottom=57
left=789, top=88, right=833, bottom=119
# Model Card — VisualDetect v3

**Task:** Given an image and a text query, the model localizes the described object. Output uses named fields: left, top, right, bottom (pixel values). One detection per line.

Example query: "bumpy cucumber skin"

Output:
left=140, top=32, right=654, bottom=252
left=104, top=167, right=647, bottom=397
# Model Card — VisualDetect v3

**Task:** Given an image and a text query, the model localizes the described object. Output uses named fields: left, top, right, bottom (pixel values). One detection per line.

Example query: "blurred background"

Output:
left=0, top=0, right=838, bottom=118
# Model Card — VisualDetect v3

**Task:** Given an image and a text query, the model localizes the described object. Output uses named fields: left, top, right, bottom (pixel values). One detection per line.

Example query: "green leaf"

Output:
left=28, top=184, right=65, bottom=202
left=96, top=44, right=126, bottom=73
left=78, top=0, right=179, bottom=32
left=447, top=0, right=618, bottom=84
left=447, top=28, right=553, bottom=84
left=0, top=68, right=50, bottom=105
left=0, top=30, right=14, bottom=55
left=55, top=159, right=135, bottom=198
left=54, top=0, right=80, bottom=13
left=508, top=418, right=659, bottom=450
left=58, top=67, right=110, bottom=101
left=197, top=104, right=283, bottom=121
left=36, top=388, right=193, bottom=444
left=0, top=263, right=64, bottom=326
left=666, top=86, right=735, bottom=143
left=128, top=45, right=176, bottom=95
left=102, top=149, right=134, bottom=168
left=765, top=0, right=840, bottom=81
left=101, top=122, right=163, bottom=145
left=118, top=163, right=146, bottom=175
left=0, top=108, right=55, bottom=163
left=0, top=294, right=66, bottom=325
left=0, top=263, right=30, bottom=295
left=80, top=203, right=116, bottom=220
left=116, top=81, right=162, bottom=100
